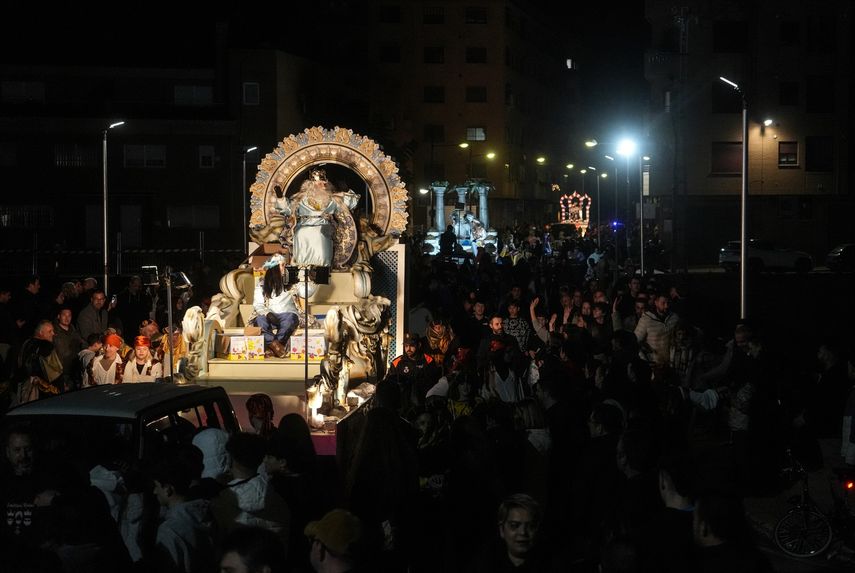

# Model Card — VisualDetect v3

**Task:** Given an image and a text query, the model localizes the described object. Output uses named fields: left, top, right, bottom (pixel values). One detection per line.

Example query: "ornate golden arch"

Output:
left=248, top=126, right=409, bottom=246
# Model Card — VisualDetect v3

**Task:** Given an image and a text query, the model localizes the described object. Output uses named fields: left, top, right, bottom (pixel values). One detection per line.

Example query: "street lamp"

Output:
left=242, top=146, right=258, bottom=257
left=616, top=138, right=643, bottom=276
left=102, top=120, right=125, bottom=295
left=720, top=75, right=749, bottom=320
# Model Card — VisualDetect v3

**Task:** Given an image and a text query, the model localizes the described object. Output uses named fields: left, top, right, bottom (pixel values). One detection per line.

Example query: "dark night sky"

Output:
left=2, top=2, right=648, bottom=142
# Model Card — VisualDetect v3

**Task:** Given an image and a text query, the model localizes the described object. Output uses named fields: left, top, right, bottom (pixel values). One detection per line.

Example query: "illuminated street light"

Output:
left=458, top=142, right=469, bottom=149
left=536, top=156, right=546, bottom=164
left=763, top=118, right=773, bottom=127
left=585, top=139, right=598, bottom=147
left=485, top=151, right=496, bottom=159
left=102, top=120, right=125, bottom=295
left=566, top=163, right=574, bottom=170
left=616, top=138, right=645, bottom=275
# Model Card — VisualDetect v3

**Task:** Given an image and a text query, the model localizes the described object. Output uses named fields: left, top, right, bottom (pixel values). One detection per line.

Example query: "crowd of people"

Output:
left=1, top=225, right=854, bottom=572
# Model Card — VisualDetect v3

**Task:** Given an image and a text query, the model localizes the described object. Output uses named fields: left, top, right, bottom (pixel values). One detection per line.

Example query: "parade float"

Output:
left=558, top=190, right=592, bottom=237
left=422, top=179, right=498, bottom=256
left=178, top=127, right=408, bottom=435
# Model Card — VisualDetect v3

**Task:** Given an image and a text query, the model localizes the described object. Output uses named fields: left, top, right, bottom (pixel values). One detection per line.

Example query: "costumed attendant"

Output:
left=123, top=335, right=163, bottom=383
left=253, top=255, right=300, bottom=359
left=158, top=324, right=187, bottom=379
left=84, top=333, right=124, bottom=386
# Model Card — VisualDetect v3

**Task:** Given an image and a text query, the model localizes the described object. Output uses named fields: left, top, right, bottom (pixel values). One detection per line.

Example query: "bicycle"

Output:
left=773, top=449, right=855, bottom=559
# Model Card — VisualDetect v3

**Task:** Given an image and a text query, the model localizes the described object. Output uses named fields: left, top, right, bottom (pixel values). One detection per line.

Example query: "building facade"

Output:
left=644, top=0, right=852, bottom=267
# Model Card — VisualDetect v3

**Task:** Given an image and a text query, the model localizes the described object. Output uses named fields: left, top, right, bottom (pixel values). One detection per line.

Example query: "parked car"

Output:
left=718, top=239, right=814, bottom=273
left=826, top=243, right=855, bottom=272
left=2, top=383, right=240, bottom=467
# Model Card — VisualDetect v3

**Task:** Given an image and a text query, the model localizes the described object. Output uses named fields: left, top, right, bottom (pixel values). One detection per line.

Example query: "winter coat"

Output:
left=634, top=310, right=679, bottom=365
left=154, top=499, right=215, bottom=573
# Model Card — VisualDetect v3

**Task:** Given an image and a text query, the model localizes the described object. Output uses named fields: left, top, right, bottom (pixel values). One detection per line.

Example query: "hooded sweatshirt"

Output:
left=192, top=428, right=230, bottom=481
left=155, top=498, right=215, bottom=573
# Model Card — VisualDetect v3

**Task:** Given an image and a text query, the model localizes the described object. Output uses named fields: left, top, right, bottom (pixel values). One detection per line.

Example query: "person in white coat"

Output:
left=122, top=335, right=163, bottom=383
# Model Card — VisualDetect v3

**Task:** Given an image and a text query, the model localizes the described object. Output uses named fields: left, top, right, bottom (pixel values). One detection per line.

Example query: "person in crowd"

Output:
left=639, top=450, right=695, bottom=572
left=219, top=526, right=288, bottom=573
left=669, top=321, right=699, bottom=387
left=498, top=285, right=529, bottom=318
left=439, top=225, right=457, bottom=257
left=149, top=449, right=216, bottom=573
left=634, top=292, right=679, bottom=366
left=1, top=425, right=44, bottom=550
left=75, top=333, right=102, bottom=384
left=528, top=297, right=550, bottom=344
left=386, top=333, right=439, bottom=411
left=15, top=276, right=48, bottom=341
left=212, top=433, right=291, bottom=546
left=14, top=320, right=65, bottom=402
left=84, top=333, right=124, bottom=386
left=477, top=316, right=524, bottom=403
left=305, top=509, right=375, bottom=573
left=502, top=300, right=531, bottom=353
left=470, top=493, right=556, bottom=571
left=253, top=256, right=300, bottom=359
left=246, top=393, right=277, bottom=438
left=122, top=335, right=163, bottom=383
left=77, top=289, right=110, bottom=340
left=0, top=284, right=17, bottom=381
left=52, top=307, right=84, bottom=384
left=424, top=319, right=457, bottom=371
left=114, top=275, right=153, bottom=337
left=344, top=407, right=419, bottom=568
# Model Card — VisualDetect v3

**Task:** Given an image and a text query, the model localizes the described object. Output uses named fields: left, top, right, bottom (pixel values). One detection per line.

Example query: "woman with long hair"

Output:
left=253, top=256, right=300, bottom=359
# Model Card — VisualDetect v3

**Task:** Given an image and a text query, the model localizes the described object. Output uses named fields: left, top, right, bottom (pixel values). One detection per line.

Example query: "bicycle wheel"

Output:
left=774, top=506, right=833, bottom=558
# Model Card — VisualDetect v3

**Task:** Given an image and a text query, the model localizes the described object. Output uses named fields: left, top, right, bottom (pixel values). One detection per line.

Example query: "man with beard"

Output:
left=634, top=293, right=679, bottom=366
left=387, top=334, right=439, bottom=411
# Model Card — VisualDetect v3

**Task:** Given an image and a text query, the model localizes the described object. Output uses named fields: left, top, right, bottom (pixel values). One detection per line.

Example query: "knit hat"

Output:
left=304, top=509, right=365, bottom=558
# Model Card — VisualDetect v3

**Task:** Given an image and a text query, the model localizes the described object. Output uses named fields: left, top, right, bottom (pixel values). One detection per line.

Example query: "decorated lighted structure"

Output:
left=182, top=127, right=408, bottom=427
left=423, top=179, right=498, bottom=255
left=558, top=191, right=592, bottom=236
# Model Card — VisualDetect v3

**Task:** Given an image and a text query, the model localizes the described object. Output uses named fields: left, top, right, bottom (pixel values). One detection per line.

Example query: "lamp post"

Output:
left=419, top=187, right=434, bottom=228
left=102, top=121, right=125, bottom=295
left=616, top=138, right=641, bottom=276
left=720, top=76, right=749, bottom=319
left=598, top=172, right=607, bottom=248
left=242, top=146, right=258, bottom=257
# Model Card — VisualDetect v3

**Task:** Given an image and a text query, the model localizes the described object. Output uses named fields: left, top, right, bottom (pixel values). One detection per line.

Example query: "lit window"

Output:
left=778, top=142, right=798, bottom=166
left=466, top=127, right=486, bottom=141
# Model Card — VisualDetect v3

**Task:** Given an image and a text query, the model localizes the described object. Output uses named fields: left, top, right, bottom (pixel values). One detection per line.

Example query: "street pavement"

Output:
left=744, top=442, right=855, bottom=572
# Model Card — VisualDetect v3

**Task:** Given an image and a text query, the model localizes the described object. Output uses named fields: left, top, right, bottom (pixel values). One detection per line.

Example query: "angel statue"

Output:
left=273, top=168, right=359, bottom=268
